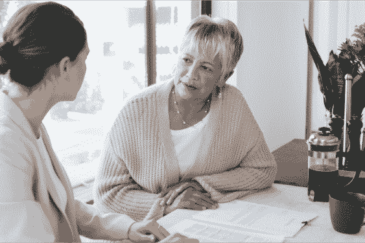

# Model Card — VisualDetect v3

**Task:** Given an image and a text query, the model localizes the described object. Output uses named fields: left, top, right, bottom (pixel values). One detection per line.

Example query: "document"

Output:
left=168, top=219, right=285, bottom=243
left=193, top=200, right=318, bottom=237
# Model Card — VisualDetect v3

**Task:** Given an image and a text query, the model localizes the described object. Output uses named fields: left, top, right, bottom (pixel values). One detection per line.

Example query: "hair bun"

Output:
left=0, top=41, right=13, bottom=55
left=0, top=41, right=14, bottom=74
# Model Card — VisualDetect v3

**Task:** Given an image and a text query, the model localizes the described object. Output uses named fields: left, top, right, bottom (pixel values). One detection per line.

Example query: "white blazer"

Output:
left=0, top=91, right=135, bottom=242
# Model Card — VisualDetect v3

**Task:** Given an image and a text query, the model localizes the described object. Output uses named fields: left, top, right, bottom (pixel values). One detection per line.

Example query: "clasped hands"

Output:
left=159, top=181, right=219, bottom=215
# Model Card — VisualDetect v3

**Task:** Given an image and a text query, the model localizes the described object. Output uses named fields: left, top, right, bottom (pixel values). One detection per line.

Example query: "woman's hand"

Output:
left=159, top=233, right=199, bottom=243
left=128, top=219, right=170, bottom=242
left=164, top=187, right=218, bottom=215
left=160, top=181, right=206, bottom=206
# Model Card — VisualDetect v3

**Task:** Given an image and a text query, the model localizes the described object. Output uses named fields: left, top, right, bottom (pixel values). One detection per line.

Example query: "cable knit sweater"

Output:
left=93, top=79, right=277, bottom=222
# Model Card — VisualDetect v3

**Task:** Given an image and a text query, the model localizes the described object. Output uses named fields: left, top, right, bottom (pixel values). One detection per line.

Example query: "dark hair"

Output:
left=0, top=1, right=87, bottom=88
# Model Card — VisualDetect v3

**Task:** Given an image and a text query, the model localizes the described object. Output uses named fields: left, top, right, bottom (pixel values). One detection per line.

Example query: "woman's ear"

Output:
left=218, top=70, right=234, bottom=87
left=224, top=70, right=234, bottom=81
left=58, top=56, right=71, bottom=78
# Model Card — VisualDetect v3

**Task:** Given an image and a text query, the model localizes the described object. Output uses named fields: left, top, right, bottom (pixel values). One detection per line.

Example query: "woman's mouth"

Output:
left=183, top=83, right=196, bottom=90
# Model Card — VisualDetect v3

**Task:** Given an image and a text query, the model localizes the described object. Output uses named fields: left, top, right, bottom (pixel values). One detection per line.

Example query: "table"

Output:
left=157, top=183, right=365, bottom=242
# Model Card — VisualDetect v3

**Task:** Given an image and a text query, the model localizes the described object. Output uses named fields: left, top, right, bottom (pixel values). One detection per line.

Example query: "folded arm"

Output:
left=193, top=133, right=277, bottom=203
left=93, top=138, right=165, bottom=222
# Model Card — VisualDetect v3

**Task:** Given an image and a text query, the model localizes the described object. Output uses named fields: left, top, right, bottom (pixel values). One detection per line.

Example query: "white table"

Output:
left=157, top=183, right=365, bottom=242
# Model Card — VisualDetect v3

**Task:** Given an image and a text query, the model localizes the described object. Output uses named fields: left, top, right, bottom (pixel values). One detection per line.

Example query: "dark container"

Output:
left=307, top=127, right=340, bottom=202
left=329, top=190, right=365, bottom=234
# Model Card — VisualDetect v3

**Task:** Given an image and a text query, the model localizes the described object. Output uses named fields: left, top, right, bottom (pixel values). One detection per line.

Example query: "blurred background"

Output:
left=0, top=0, right=194, bottom=187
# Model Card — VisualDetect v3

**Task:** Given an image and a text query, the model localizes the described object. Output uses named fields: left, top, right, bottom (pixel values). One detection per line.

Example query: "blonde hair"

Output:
left=179, top=15, right=243, bottom=82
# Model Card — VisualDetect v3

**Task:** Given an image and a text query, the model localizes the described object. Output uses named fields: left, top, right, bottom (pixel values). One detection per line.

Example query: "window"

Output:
left=0, top=0, right=201, bottom=188
left=45, top=1, right=149, bottom=187
left=155, top=1, right=193, bottom=84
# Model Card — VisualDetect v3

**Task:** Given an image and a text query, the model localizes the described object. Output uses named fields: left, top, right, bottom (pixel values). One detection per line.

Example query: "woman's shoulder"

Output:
left=223, top=84, right=249, bottom=107
left=111, top=81, right=169, bottom=127
left=116, top=81, right=170, bottom=118
left=221, top=84, right=259, bottom=129
left=0, top=115, right=24, bottom=141
left=0, top=117, right=35, bottom=172
left=124, top=82, right=167, bottom=106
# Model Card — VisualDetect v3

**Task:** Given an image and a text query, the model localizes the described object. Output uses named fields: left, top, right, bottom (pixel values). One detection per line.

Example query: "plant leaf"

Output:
left=304, top=23, right=333, bottom=112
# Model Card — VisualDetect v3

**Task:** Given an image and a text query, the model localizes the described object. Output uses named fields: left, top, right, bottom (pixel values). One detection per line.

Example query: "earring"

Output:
left=217, top=86, right=222, bottom=98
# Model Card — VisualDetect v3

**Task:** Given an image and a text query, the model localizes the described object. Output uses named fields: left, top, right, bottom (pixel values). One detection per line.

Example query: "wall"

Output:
left=213, top=1, right=309, bottom=152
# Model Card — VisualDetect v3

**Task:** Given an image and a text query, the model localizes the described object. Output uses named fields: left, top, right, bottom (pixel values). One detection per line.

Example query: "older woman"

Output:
left=0, top=2, right=198, bottom=242
left=93, top=15, right=277, bottom=221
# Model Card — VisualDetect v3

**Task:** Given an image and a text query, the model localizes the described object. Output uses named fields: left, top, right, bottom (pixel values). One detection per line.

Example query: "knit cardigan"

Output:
left=93, top=79, right=277, bottom=222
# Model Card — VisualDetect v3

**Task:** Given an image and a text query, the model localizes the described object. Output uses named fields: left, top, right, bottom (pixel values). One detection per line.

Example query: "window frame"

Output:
left=147, top=0, right=207, bottom=86
left=201, top=0, right=212, bottom=17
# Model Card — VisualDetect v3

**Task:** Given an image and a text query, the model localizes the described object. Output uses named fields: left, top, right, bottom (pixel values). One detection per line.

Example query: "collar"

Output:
left=0, top=90, right=36, bottom=139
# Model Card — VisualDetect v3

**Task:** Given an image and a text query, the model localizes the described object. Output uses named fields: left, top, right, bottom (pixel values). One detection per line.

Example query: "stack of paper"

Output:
left=168, top=219, right=285, bottom=242
left=164, top=200, right=318, bottom=242
left=193, top=200, right=318, bottom=237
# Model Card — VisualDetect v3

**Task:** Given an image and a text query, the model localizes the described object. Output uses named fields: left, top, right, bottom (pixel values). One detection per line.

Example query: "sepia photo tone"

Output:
left=0, top=1, right=365, bottom=242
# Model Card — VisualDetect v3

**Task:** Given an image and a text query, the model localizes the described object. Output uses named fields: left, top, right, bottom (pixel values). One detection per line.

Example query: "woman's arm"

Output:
left=193, top=132, right=277, bottom=203
left=93, top=137, right=165, bottom=222
left=0, top=200, right=55, bottom=241
left=77, top=200, right=171, bottom=242
left=0, top=146, right=55, bottom=242
left=75, top=199, right=135, bottom=240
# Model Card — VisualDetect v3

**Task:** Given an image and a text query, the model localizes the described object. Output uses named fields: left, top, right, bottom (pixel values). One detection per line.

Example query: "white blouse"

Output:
left=171, top=113, right=210, bottom=178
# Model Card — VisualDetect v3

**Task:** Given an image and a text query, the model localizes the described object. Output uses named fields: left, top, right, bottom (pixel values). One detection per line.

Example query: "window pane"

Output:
left=155, top=1, right=192, bottom=84
left=0, top=1, right=147, bottom=187
left=46, top=1, right=147, bottom=186
left=0, top=1, right=193, bottom=187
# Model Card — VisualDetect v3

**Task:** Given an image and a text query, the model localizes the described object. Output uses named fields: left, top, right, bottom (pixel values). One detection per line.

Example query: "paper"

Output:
left=168, top=219, right=285, bottom=243
left=193, top=200, right=318, bottom=237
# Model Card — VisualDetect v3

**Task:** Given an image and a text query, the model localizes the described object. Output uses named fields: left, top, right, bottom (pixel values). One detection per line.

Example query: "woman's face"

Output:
left=174, top=46, right=222, bottom=101
left=66, top=42, right=90, bottom=101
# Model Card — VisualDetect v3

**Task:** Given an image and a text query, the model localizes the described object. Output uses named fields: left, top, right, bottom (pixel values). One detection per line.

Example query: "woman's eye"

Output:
left=183, top=58, right=191, bottom=63
left=203, top=66, right=213, bottom=72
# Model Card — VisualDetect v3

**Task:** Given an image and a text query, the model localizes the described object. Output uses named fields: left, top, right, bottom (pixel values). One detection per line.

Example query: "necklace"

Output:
left=172, top=86, right=212, bottom=125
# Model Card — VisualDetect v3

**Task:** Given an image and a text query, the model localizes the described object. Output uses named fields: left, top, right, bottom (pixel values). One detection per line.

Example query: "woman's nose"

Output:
left=186, top=63, right=199, bottom=81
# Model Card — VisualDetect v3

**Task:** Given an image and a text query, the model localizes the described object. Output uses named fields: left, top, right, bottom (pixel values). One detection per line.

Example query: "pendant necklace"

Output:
left=172, top=86, right=212, bottom=125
